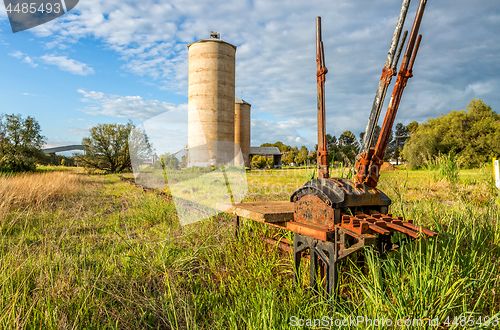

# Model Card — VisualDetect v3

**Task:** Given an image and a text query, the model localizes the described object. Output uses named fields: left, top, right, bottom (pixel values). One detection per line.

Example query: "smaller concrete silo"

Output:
left=234, top=97, right=251, bottom=167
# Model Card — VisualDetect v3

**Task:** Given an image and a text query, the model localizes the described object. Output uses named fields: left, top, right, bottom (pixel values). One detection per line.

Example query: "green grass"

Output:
left=0, top=167, right=499, bottom=329
left=35, top=165, right=80, bottom=172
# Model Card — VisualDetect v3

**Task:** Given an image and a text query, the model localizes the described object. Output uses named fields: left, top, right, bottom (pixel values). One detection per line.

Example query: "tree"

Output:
left=0, top=114, right=45, bottom=172
left=261, top=141, right=290, bottom=153
left=154, top=153, right=180, bottom=170
left=392, top=123, right=409, bottom=163
left=403, top=99, right=500, bottom=168
left=407, top=121, right=419, bottom=134
left=338, top=131, right=359, bottom=164
left=338, top=131, right=357, bottom=147
left=76, top=121, right=151, bottom=172
left=325, top=134, right=338, bottom=165
left=43, top=154, right=76, bottom=167
left=282, top=149, right=296, bottom=165
left=294, top=146, right=308, bottom=165
left=359, top=125, right=381, bottom=149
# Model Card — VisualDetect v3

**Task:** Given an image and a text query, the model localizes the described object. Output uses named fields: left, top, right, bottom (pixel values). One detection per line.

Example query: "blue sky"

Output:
left=1, top=0, right=499, bottom=155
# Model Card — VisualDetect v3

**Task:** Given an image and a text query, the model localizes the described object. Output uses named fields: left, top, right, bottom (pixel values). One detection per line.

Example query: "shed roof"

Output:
left=249, top=147, right=282, bottom=155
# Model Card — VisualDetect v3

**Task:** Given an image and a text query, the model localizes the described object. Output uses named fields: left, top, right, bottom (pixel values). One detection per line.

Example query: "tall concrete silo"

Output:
left=187, top=32, right=236, bottom=166
left=234, top=97, right=251, bottom=167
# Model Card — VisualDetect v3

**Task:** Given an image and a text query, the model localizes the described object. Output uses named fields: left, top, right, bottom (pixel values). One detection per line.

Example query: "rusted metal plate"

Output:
left=216, top=201, right=294, bottom=223
left=294, top=194, right=334, bottom=229
left=287, top=221, right=332, bottom=241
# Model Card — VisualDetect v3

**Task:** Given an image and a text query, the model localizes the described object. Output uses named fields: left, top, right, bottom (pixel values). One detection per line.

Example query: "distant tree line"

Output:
left=42, top=153, right=77, bottom=167
left=256, top=142, right=311, bottom=167
left=258, top=122, right=414, bottom=168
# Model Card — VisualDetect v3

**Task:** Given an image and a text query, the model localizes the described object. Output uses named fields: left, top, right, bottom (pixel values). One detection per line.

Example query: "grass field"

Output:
left=1, top=166, right=499, bottom=329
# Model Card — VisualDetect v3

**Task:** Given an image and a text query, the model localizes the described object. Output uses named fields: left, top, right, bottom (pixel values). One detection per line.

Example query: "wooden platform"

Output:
left=216, top=201, right=294, bottom=223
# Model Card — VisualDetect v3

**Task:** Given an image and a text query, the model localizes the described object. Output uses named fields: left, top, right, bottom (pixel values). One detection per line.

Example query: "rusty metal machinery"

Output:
left=288, top=0, right=436, bottom=295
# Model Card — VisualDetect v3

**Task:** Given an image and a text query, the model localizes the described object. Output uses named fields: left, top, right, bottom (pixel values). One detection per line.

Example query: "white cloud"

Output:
left=251, top=117, right=317, bottom=148
left=14, top=0, right=500, bottom=147
left=467, top=81, right=494, bottom=96
left=9, top=51, right=38, bottom=68
left=23, top=56, right=38, bottom=68
left=9, top=51, right=23, bottom=58
left=9, top=50, right=93, bottom=73
left=40, top=54, right=94, bottom=75
left=77, top=89, right=187, bottom=121
left=23, top=92, right=45, bottom=97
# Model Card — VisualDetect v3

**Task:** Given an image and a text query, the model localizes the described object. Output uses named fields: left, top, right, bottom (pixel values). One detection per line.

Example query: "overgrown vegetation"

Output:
left=403, top=99, right=500, bottom=168
left=1, top=166, right=499, bottom=329
left=423, top=153, right=460, bottom=184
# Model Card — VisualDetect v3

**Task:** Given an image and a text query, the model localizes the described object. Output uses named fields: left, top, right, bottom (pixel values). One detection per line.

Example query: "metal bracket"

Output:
left=337, top=227, right=377, bottom=260
left=294, top=231, right=337, bottom=295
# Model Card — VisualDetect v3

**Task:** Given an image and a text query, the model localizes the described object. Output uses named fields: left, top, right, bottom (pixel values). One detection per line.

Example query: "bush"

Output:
left=251, top=155, right=271, bottom=169
left=403, top=99, right=500, bottom=168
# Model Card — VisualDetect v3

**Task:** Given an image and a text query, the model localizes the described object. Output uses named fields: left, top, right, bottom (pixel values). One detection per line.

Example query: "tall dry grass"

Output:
left=0, top=171, right=81, bottom=215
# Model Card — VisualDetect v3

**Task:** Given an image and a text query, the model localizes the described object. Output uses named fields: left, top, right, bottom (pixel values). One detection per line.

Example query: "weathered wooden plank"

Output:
left=216, top=201, right=295, bottom=223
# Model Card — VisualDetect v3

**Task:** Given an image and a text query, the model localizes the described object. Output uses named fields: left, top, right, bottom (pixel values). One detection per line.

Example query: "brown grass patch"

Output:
left=0, top=171, right=82, bottom=215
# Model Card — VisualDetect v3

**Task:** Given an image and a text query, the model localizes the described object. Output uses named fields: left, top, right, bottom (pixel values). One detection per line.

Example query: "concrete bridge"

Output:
left=42, top=145, right=84, bottom=154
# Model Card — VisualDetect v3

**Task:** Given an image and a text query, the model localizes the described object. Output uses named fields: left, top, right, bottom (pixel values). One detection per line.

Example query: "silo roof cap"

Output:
left=235, top=97, right=251, bottom=106
left=187, top=38, right=237, bottom=50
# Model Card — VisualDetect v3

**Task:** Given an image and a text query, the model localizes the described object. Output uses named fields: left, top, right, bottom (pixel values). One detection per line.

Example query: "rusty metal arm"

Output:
left=392, top=30, right=408, bottom=73
left=355, top=0, right=427, bottom=187
left=359, top=0, right=411, bottom=157
left=373, top=0, right=426, bottom=163
left=316, top=16, right=329, bottom=179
